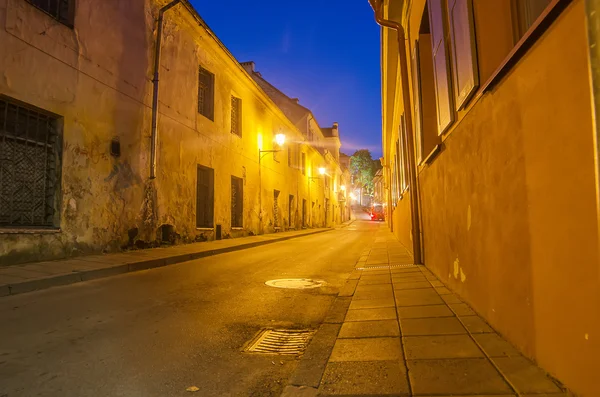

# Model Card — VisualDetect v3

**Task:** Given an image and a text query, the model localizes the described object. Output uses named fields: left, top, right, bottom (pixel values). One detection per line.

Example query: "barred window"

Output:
left=198, top=66, right=214, bottom=121
left=28, top=0, right=75, bottom=28
left=231, top=96, right=241, bottom=136
left=0, top=97, right=62, bottom=228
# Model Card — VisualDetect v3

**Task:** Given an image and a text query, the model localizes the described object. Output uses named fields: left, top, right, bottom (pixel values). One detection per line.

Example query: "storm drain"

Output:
left=356, top=264, right=419, bottom=270
left=243, top=329, right=315, bottom=355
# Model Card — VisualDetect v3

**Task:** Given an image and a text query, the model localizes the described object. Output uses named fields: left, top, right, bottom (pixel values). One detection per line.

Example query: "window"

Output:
left=198, top=66, right=214, bottom=121
left=414, top=6, right=444, bottom=163
left=0, top=97, right=62, bottom=228
left=301, top=153, right=306, bottom=175
left=196, top=165, right=214, bottom=228
left=412, top=40, right=424, bottom=164
left=231, top=96, right=241, bottom=136
left=288, top=147, right=292, bottom=167
left=514, top=0, right=553, bottom=37
left=428, top=0, right=455, bottom=135
left=288, top=194, right=294, bottom=227
left=273, top=190, right=280, bottom=228
left=231, top=176, right=243, bottom=228
left=28, top=0, right=75, bottom=28
left=302, top=199, right=306, bottom=227
left=447, top=0, right=479, bottom=110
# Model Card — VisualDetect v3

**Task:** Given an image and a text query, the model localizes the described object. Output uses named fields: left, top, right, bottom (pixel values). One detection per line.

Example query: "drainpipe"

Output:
left=585, top=0, right=600, bottom=251
left=369, top=0, right=423, bottom=265
left=150, top=0, right=182, bottom=179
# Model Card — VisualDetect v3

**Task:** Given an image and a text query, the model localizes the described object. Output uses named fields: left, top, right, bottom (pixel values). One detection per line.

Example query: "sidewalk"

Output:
left=283, top=227, right=570, bottom=397
left=0, top=227, right=334, bottom=298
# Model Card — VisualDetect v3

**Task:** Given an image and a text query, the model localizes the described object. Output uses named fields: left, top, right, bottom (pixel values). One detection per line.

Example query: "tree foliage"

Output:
left=350, top=149, right=381, bottom=193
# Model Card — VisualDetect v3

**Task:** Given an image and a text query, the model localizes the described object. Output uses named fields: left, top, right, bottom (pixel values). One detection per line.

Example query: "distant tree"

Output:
left=350, top=149, right=379, bottom=205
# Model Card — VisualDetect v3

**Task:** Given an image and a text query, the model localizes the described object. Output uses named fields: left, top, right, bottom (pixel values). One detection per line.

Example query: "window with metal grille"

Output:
left=231, top=176, right=243, bottom=228
left=196, top=165, right=214, bottom=228
left=198, top=66, right=214, bottom=121
left=231, top=96, right=242, bottom=136
left=28, top=0, right=75, bottom=28
left=0, top=97, right=62, bottom=228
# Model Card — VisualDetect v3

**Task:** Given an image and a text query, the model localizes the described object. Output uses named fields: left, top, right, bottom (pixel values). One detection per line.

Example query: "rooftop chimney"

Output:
left=333, top=122, right=339, bottom=129
left=240, top=61, right=255, bottom=73
left=291, top=98, right=299, bottom=104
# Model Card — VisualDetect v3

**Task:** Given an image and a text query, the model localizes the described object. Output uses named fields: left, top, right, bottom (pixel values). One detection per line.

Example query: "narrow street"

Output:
left=0, top=216, right=376, bottom=397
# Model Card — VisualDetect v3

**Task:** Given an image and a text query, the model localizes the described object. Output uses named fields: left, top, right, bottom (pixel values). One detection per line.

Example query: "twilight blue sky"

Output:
left=190, top=0, right=383, bottom=159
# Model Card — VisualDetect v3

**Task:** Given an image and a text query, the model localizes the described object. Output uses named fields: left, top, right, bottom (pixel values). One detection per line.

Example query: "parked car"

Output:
left=370, top=204, right=385, bottom=221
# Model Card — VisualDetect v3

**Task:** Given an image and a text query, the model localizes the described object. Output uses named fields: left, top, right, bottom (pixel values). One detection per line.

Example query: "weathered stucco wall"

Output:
left=0, top=0, right=152, bottom=263
left=391, top=191, right=412, bottom=255
left=418, top=1, right=600, bottom=395
left=0, top=0, right=343, bottom=265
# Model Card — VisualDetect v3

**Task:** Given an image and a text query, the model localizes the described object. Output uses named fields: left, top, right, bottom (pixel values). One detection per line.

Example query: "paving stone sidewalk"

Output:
left=283, top=227, right=571, bottom=397
left=0, top=227, right=333, bottom=298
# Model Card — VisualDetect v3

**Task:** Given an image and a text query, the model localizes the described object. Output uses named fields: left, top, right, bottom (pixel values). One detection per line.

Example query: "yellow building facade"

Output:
left=377, top=0, right=600, bottom=395
left=0, top=0, right=348, bottom=265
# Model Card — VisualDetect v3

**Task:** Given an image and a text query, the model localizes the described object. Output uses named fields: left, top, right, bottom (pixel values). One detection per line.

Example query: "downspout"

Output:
left=369, top=0, right=423, bottom=265
left=585, top=0, right=600, bottom=258
left=150, top=0, right=182, bottom=179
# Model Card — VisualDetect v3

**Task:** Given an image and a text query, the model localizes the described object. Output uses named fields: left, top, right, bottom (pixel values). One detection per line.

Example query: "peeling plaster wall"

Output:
left=416, top=2, right=600, bottom=395
left=0, top=0, right=151, bottom=263
left=0, top=0, right=344, bottom=265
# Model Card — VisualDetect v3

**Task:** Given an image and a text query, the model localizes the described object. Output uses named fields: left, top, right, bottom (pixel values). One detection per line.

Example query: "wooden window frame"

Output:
left=481, top=0, right=572, bottom=93
left=447, top=0, right=479, bottom=110
left=198, top=66, right=215, bottom=121
left=428, top=0, right=456, bottom=136
left=412, top=40, right=424, bottom=164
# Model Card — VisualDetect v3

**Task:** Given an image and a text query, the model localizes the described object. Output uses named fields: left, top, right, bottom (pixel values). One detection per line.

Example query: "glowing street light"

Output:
left=275, top=133, right=285, bottom=147
left=318, top=167, right=326, bottom=175
left=340, top=185, right=346, bottom=191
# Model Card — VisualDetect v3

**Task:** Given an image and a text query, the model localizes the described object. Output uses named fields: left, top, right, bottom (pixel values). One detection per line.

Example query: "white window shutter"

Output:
left=428, top=0, right=455, bottom=135
left=448, top=0, right=479, bottom=110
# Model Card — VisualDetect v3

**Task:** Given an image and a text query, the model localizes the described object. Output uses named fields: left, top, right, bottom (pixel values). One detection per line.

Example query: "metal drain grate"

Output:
left=244, top=329, right=315, bottom=355
left=356, top=264, right=419, bottom=270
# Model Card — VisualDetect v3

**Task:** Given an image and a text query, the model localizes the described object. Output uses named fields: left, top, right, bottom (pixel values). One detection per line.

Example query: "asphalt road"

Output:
left=0, top=216, right=378, bottom=397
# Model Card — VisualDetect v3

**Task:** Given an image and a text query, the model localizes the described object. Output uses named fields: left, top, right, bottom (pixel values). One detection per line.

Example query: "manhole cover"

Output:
left=265, top=278, right=326, bottom=289
left=244, top=329, right=315, bottom=355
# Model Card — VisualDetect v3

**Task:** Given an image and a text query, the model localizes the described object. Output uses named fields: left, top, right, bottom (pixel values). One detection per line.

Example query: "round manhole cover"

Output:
left=265, top=278, right=326, bottom=289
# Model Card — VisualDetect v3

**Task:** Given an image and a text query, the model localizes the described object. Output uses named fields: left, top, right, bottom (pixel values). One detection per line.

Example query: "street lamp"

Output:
left=258, top=133, right=286, bottom=234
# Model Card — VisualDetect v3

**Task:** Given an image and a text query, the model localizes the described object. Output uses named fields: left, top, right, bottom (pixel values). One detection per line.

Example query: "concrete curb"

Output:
left=2, top=229, right=333, bottom=298
left=282, top=288, right=354, bottom=395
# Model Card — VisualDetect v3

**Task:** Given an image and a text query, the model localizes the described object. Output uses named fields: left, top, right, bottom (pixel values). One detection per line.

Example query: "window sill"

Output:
left=0, top=228, right=61, bottom=235
left=231, top=227, right=244, bottom=230
left=480, top=0, right=571, bottom=94
left=196, top=227, right=214, bottom=231
left=418, top=144, right=443, bottom=174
